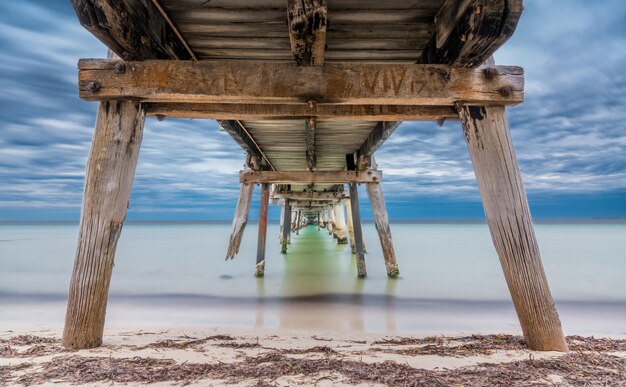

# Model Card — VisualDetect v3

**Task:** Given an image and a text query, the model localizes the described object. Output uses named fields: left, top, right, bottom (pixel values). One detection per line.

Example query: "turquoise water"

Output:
left=1, top=222, right=625, bottom=336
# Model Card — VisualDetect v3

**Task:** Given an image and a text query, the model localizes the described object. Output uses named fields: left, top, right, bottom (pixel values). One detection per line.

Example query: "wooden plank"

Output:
left=358, top=122, right=402, bottom=157
left=240, top=170, right=382, bottom=184
left=306, top=117, right=316, bottom=170
left=63, top=101, right=145, bottom=349
left=70, top=0, right=190, bottom=61
left=79, top=60, right=524, bottom=106
left=226, top=182, right=255, bottom=259
left=287, top=0, right=327, bottom=66
left=255, top=183, right=269, bottom=277
left=272, top=191, right=346, bottom=201
left=423, top=0, right=524, bottom=67
left=366, top=183, right=399, bottom=277
left=145, top=103, right=459, bottom=121
left=459, top=104, right=567, bottom=351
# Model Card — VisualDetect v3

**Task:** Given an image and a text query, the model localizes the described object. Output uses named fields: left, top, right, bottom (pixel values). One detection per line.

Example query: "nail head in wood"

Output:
left=114, top=62, right=126, bottom=74
left=499, top=86, right=513, bottom=97
left=86, top=81, right=100, bottom=93
left=483, top=67, right=498, bottom=79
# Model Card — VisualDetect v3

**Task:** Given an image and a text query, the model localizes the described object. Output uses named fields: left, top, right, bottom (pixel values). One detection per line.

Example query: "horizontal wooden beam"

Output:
left=71, top=0, right=190, bottom=61
left=79, top=60, right=524, bottom=106
left=272, top=191, right=347, bottom=201
left=145, top=103, right=459, bottom=121
left=240, top=170, right=381, bottom=184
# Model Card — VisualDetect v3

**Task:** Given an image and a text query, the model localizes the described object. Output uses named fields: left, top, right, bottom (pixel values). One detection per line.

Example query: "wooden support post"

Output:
left=281, top=199, right=291, bottom=253
left=333, top=203, right=348, bottom=244
left=348, top=183, right=366, bottom=278
left=63, top=101, right=144, bottom=349
left=459, top=105, right=567, bottom=352
left=366, top=183, right=400, bottom=278
left=279, top=205, right=285, bottom=242
left=296, top=211, right=301, bottom=235
left=343, top=198, right=356, bottom=253
left=317, top=212, right=321, bottom=231
left=226, top=182, right=254, bottom=259
left=255, top=183, right=269, bottom=277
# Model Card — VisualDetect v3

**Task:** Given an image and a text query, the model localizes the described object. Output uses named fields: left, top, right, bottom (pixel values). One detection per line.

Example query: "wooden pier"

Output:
left=64, top=0, right=568, bottom=352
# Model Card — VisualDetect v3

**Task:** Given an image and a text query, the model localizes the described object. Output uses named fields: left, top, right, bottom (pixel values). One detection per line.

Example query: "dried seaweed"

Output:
left=3, top=334, right=626, bottom=386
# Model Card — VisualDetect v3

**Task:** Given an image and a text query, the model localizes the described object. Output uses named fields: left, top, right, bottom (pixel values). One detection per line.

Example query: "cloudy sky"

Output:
left=0, top=1, right=625, bottom=221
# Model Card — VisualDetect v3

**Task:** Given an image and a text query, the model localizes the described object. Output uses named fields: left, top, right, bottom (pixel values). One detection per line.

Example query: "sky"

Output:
left=0, top=1, right=625, bottom=221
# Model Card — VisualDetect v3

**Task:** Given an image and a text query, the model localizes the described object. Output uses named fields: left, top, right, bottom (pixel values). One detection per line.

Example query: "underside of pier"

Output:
left=63, top=0, right=568, bottom=353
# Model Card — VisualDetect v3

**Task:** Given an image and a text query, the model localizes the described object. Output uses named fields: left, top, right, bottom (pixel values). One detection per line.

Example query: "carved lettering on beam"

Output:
left=79, top=60, right=524, bottom=106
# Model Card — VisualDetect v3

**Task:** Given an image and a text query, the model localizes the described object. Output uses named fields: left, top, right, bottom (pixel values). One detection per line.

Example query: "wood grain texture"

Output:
left=145, top=102, right=459, bottom=121
left=366, top=183, right=399, bottom=278
left=348, top=183, right=366, bottom=277
left=459, top=104, right=567, bottom=351
left=63, top=101, right=145, bottom=349
left=240, top=170, right=382, bottom=184
left=226, top=182, right=254, bottom=260
left=306, top=117, right=317, bottom=170
left=255, top=183, right=269, bottom=277
left=71, top=0, right=190, bottom=60
left=287, top=0, right=327, bottom=66
left=422, top=0, right=523, bottom=67
left=79, top=60, right=524, bottom=106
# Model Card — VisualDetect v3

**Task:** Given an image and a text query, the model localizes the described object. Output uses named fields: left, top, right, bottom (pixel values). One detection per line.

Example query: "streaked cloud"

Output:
left=0, top=0, right=624, bottom=220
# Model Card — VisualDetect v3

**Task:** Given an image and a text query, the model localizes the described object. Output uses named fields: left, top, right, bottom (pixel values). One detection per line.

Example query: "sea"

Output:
left=1, top=221, right=625, bottom=337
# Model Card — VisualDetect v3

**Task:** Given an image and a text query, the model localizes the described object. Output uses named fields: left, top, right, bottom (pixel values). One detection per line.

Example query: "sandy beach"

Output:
left=2, top=325, right=625, bottom=386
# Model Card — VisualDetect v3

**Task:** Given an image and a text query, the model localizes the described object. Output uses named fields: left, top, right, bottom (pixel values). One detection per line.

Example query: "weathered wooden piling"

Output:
left=255, top=183, right=269, bottom=277
left=348, top=183, right=366, bottom=277
left=459, top=104, right=568, bottom=352
left=366, top=183, right=400, bottom=278
left=343, top=198, right=356, bottom=253
left=226, top=182, right=254, bottom=259
left=295, top=210, right=301, bottom=235
left=281, top=199, right=291, bottom=253
left=63, top=101, right=144, bottom=349
left=332, top=203, right=348, bottom=244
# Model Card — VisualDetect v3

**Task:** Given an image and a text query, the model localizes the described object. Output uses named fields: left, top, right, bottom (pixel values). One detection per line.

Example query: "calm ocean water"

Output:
left=1, top=222, right=625, bottom=336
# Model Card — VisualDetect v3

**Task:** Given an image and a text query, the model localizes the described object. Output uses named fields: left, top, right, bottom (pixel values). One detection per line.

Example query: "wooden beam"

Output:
left=70, top=0, right=190, bottom=61
left=281, top=199, right=292, bottom=253
left=358, top=121, right=402, bottom=157
left=287, top=0, right=327, bottom=66
left=79, top=60, right=524, bottom=106
left=306, top=117, right=316, bottom=170
left=272, top=191, right=346, bottom=201
left=63, top=101, right=145, bottom=349
left=459, top=104, right=567, bottom=351
left=240, top=170, right=382, bottom=184
left=145, top=103, right=459, bottom=121
left=226, top=182, right=254, bottom=260
left=423, top=0, right=524, bottom=67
